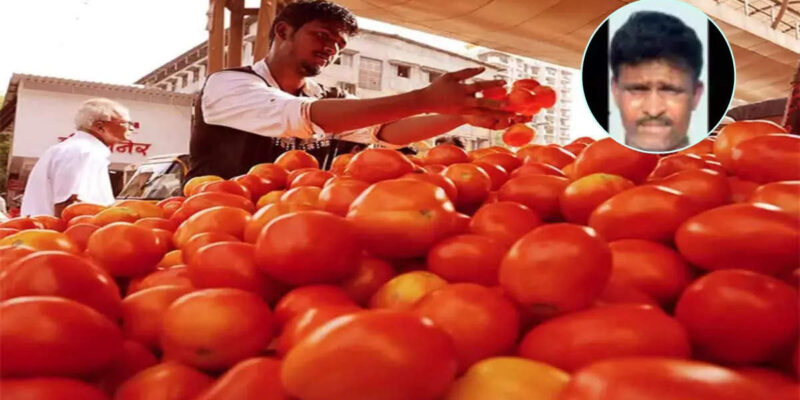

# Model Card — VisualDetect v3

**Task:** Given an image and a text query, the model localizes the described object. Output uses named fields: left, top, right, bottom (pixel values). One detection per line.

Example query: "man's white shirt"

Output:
left=21, top=131, right=115, bottom=216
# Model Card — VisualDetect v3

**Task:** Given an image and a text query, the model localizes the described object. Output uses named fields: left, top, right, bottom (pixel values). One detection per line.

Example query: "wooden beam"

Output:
left=208, top=0, right=226, bottom=75
left=225, top=0, right=244, bottom=12
left=772, top=0, right=790, bottom=29
left=243, top=8, right=260, bottom=16
left=228, top=0, right=245, bottom=68
left=253, top=0, right=277, bottom=61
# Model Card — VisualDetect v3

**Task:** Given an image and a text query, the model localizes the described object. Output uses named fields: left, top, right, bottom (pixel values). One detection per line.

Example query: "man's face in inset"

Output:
left=612, top=60, right=704, bottom=152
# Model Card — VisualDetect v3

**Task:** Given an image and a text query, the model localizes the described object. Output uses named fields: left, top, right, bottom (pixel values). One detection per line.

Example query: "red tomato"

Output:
left=197, top=180, right=252, bottom=199
left=573, top=138, right=659, bottom=184
left=370, top=271, right=448, bottom=311
left=180, top=231, right=239, bottom=265
left=564, top=142, right=588, bottom=157
left=330, top=153, right=354, bottom=175
left=290, top=170, right=335, bottom=188
left=114, top=362, right=214, bottom=400
left=749, top=181, right=800, bottom=219
left=559, top=358, right=770, bottom=400
left=347, top=179, right=458, bottom=259
left=510, top=162, right=567, bottom=178
left=277, top=305, right=361, bottom=356
left=344, top=148, right=415, bottom=183
left=0, top=228, right=18, bottom=240
left=728, top=176, right=760, bottom=203
left=275, top=150, right=319, bottom=171
left=0, top=378, right=109, bottom=400
left=400, top=172, right=459, bottom=203
left=415, top=284, right=520, bottom=372
left=469, top=201, right=542, bottom=247
left=498, top=175, right=570, bottom=221
left=0, top=245, right=35, bottom=270
left=135, top=217, right=178, bottom=232
left=317, top=178, right=370, bottom=217
left=607, top=239, right=693, bottom=305
left=232, top=174, right=281, bottom=201
left=0, top=251, right=122, bottom=320
left=0, top=296, right=123, bottom=376
left=0, top=229, right=79, bottom=254
left=444, top=163, right=493, bottom=212
left=121, top=285, right=195, bottom=349
left=249, top=163, right=290, bottom=188
left=648, top=153, right=707, bottom=180
left=594, top=280, right=659, bottom=307
left=675, top=203, right=799, bottom=275
left=714, top=119, right=786, bottom=170
left=676, top=269, right=799, bottom=364
left=274, top=285, right=357, bottom=328
left=652, top=168, right=732, bottom=210
left=281, top=310, right=458, bottom=400
left=95, top=340, right=158, bottom=395
left=498, top=224, right=612, bottom=318
left=112, top=200, right=163, bottom=220
left=520, top=146, right=575, bottom=169
left=86, top=223, right=164, bottom=277
left=195, top=357, right=289, bottom=400
left=477, top=152, right=523, bottom=173
left=279, top=186, right=321, bottom=208
left=532, top=85, right=557, bottom=108
left=427, top=234, right=506, bottom=286
left=62, top=223, right=99, bottom=252
left=472, top=161, right=509, bottom=190
left=188, top=241, right=282, bottom=303
left=61, top=202, right=106, bottom=222
left=162, top=288, right=275, bottom=370
left=173, top=206, right=251, bottom=248
left=425, top=144, right=470, bottom=166
left=519, top=305, right=690, bottom=372
left=679, top=137, right=715, bottom=155
left=340, top=256, right=396, bottom=306
left=425, top=164, right=446, bottom=174
left=502, top=124, right=535, bottom=147
left=735, top=367, right=797, bottom=397
left=31, top=215, right=67, bottom=232
left=184, top=176, right=223, bottom=197
left=482, top=85, right=509, bottom=100
left=127, top=266, right=194, bottom=295
left=255, top=211, right=361, bottom=285
left=730, top=134, right=800, bottom=183
left=181, top=191, right=256, bottom=216
left=560, top=173, right=635, bottom=225
left=589, top=185, right=701, bottom=243
left=93, top=207, right=139, bottom=226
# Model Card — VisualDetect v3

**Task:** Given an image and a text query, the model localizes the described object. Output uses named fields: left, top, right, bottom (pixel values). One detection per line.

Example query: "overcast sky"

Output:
left=0, top=0, right=603, bottom=138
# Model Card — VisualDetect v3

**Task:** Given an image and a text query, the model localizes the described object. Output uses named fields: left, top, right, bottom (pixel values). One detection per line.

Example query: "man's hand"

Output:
left=463, top=112, right=532, bottom=131
left=419, top=67, right=511, bottom=115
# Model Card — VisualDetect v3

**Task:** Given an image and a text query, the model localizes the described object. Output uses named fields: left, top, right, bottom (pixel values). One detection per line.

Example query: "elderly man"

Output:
left=610, top=11, right=705, bottom=152
left=21, top=98, right=135, bottom=217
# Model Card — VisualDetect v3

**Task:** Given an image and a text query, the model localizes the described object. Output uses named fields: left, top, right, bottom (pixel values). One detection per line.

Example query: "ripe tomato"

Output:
left=573, top=138, right=659, bottom=184
left=121, top=285, right=194, bottom=349
left=115, top=200, right=165, bottom=219
left=318, top=178, right=370, bottom=216
left=329, top=153, right=354, bottom=175
left=345, top=148, right=415, bottom=183
left=675, top=203, right=799, bottom=275
left=114, top=362, right=214, bottom=400
left=290, top=170, right=335, bottom=188
left=275, top=150, right=319, bottom=171
left=588, top=185, right=701, bottom=243
left=559, top=358, right=770, bottom=400
left=161, top=201, right=181, bottom=219
left=518, top=305, right=690, bottom=372
left=476, top=152, right=522, bottom=173
left=93, top=207, right=139, bottom=226
left=425, top=144, right=470, bottom=166
left=188, top=241, right=282, bottom=303
left=427, top=234, right=506, bottom=286
left=0, top=378, right=109, bottom=400
left=127, top=266, right=194, bottom=294
left=0, top=228, right=18, bottom=240
left=180, top=231, right=239, bottom=264
left=95, top=340, right=158, bottom=395
left=0, top=296, right=123, bottom=376
left=162, top=288, right=275, bottom=370
left=520, top=146, right=575, bottom=169
left=67, top=214, right=95, bottom=227
left=279, top=186, right=321, bottom=208
left=444, top=357, right=568, bottom=400
left=607, top=239, right=692, bottom=305
left=469, top=201, right=542, bottom=247
left=472, top=161, right=509, bottom=190
left=87, top=223, right=164, bottom=277
left=728, top=176, right=760, bottom=203
left=277, top=305, right=361, bottom=356
left=508, top=87, right=537, bottom=113
left=0, top=229, right=79, bottom=254
left=232, top=174, right=280, bottom=201
left=63, top=223, right=99, bottom=251
left=713, top=119, right=786, bottom=170
left=482, top=85, right=509, bottom=100
left=61, top=202, right=106, bottom=222
left=255, top=211, right=361, bottom=285
left=243, top=202, right=315, bottom=243
left=31, top=215, right=67, bottom=232
left=563, top=163, right=578, bottom=179
left=197, top=180, right=252, bottom=199
left=340, top=256, right=396, bottom=306
left=511, top=162, right=567, bottom=178
left=676, top=269, right=798, bottom=364
left=679, top=137, right=715, bottom=155
left=735, top=367, right=797, bottom=396
left=0, top=251, right=122, bottom=319
left=594, top=280, right=659, bottom=307
left=532, top=85, right=556, bottom=108
left=157, top=250, right=184, bottom=269
left=347, top=179, right=458, bottom=259
left=195, top=357, right=289, bottom=400
left=415, top=283, right=520, bottom=372
left=249, top=163, right=290, bottom=188
left=651, top=168, right=731, bottom=210
left=0, top=217, right=43, bottom=231
left=274, top=285, right=356, bottom=327
left=564, top=142, right=588, bottom=157
left=181, top=191, right=256, bottom=215
left=444, top=163, right=493, bottom=211
left=502, top=124, right=535, bottom=147
left=370, top=271, right=448, bottom=311
left=281, top=310, right=458, bottom=400
left=498, top=223, right=612, bottom=318
left=173, top=206, right=251, bottom=248
left=730, top=134, right=800, bottom=183
left=648, top=153, right=708, bottom=180
left=184, top=176, right=223, bottom=197
left=135, top=217, right=178, bottom=232
left=0, top=245, right=34, bottom=270
left=498, top=175, right=570, bottom=221
left=560, top=173, right=635, bottom=225
left=400, top=172, right=459, bottom=203
left=749, top=181, right=800, bottom=219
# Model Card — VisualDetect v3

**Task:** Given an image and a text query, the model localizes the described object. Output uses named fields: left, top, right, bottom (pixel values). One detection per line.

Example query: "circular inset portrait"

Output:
left=581, top=0, right=735, bottom=153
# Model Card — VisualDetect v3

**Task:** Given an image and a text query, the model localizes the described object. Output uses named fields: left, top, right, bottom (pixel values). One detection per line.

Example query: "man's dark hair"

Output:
left=610, top=11, right=703, bottom=82
left=435, top=136, right=466, bottom=149
left=270, top=0, right=359, bottom=44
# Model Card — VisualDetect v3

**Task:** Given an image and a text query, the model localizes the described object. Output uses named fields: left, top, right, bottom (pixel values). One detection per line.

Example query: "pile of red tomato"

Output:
left=0, top=119, right=798, bottom=400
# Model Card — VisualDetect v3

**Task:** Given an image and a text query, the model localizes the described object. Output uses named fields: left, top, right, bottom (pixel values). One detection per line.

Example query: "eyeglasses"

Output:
left=110, top=119, right=140, bottom=132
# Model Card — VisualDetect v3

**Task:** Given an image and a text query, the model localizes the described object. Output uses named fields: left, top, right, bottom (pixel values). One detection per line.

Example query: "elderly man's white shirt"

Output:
left=21, top=131, right=115, bottom=216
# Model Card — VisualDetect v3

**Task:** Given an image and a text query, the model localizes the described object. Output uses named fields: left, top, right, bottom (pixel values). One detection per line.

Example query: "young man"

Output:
left=610, top=11, right=704, bottom=152
left=188, top=0, right=527, bottom=179
left=21, top=98, right=135, bottom=217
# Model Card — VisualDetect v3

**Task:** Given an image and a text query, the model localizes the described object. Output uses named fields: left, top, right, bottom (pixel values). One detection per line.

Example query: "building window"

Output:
left=338, top=82, right=357, bottom=96
left=396, top=64, right=411, bottom=79
left=359, top=57, right=382, bottom=90
left=334, top=53, right=354, bottom=67
left=426, top=70, right=443, bottom=83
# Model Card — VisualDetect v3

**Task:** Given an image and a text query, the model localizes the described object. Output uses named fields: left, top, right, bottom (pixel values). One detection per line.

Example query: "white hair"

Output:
left=74, top=98, right=131, bottom=132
